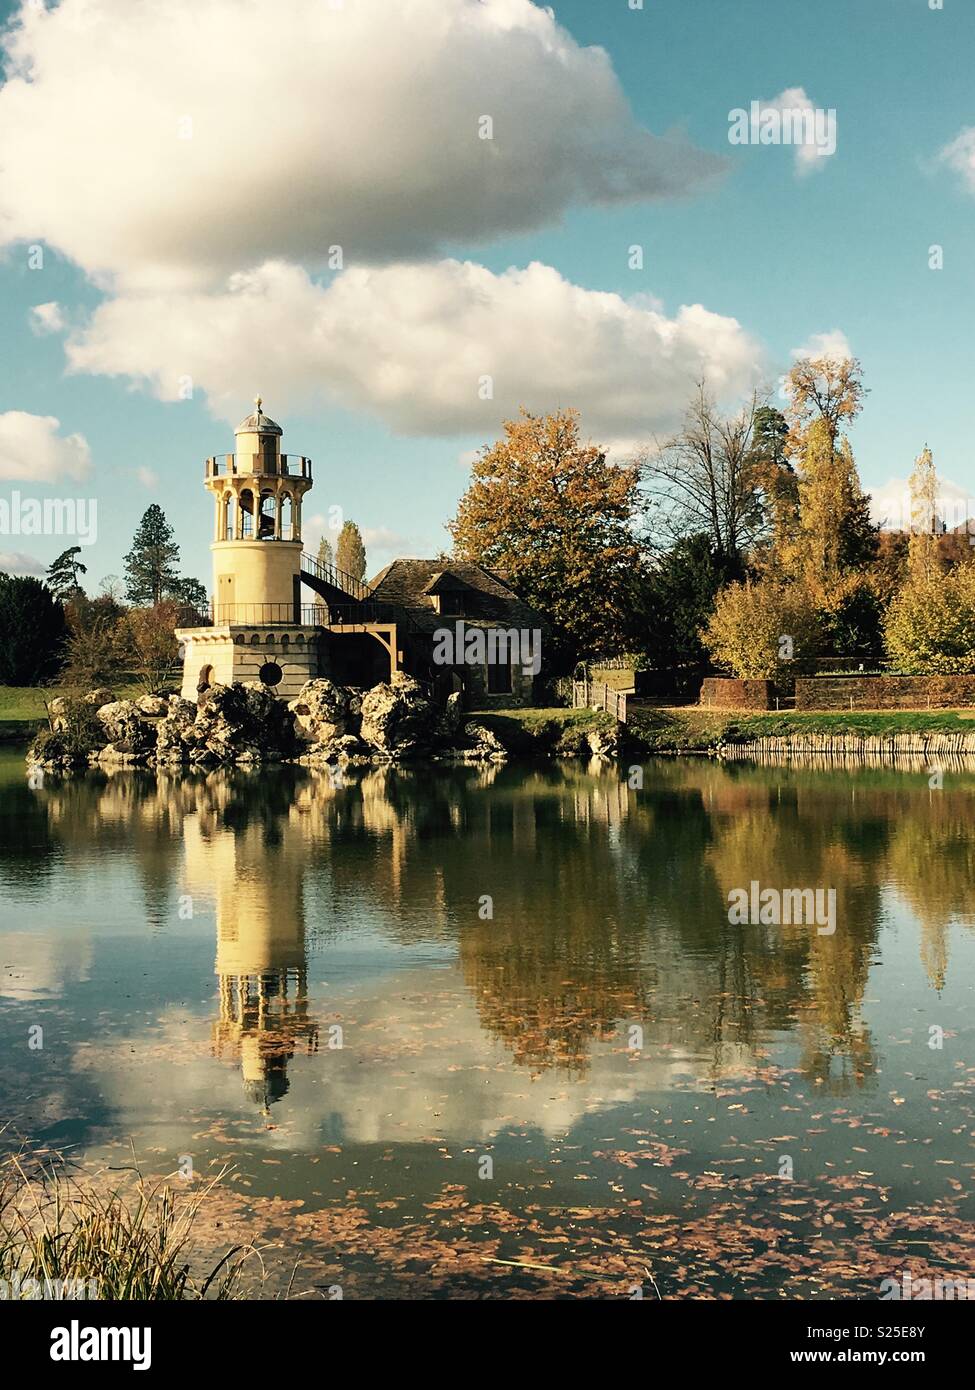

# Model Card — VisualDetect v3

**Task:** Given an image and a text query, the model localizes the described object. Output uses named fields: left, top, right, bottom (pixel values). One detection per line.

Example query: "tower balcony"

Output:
left=206, top=453, right=312, bottom=480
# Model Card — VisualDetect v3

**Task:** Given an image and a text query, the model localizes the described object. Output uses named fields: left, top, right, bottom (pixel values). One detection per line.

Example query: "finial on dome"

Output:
left=255, top=395, right=263, bottom=413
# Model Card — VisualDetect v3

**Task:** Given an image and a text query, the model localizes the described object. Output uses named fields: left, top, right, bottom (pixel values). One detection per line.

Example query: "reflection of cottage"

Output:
left=369, top=560, right=547, bottom=707
left=176, top=401, right=548, bottom=706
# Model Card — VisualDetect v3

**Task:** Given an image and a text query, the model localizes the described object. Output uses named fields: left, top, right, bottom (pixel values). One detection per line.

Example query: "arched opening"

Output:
left=240, top=489, right=255, bottom=538
left=198, top=664, right=214, bottom=693
left=223, top=492, right=236, bottom=540
left=280, top=492, right=293, bottom=541
left=259, top=491, right=276, bottom=539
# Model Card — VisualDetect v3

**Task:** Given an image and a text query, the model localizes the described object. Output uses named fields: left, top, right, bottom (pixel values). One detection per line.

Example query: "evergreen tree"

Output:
left=336, top=521, right=367, bottom=581
left=46, top=545, right=88, bottom=599
left=123, top=505, right=180, bottom=605
left=0, top=576, right=67, bottom=683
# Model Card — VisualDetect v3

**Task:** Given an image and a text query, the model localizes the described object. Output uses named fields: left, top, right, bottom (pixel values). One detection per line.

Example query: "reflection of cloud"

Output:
left=0, top=931, right=92, bottom=1000
left=77, top=968, right=755, bottom=1150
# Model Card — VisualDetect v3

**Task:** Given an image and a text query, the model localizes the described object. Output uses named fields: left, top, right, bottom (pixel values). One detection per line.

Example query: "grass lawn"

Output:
left=628, top=704, right=975, bottom=751
left=467, top=705, right=614, bottom=753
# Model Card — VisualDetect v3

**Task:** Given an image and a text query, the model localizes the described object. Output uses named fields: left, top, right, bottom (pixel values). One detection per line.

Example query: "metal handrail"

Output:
left=205, top=453, right=313, bottom=479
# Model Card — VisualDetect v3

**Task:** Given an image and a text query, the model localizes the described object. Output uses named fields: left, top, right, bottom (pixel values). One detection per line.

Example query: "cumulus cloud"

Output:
left=733, top=88, right=836, bottom=176
left=791, top=329, right=853, bottom=362
left=0, top=410, right=92, bottom=481
left=0, top=551, right=48, bottom=579
left=65, top=258, right=762, bottom=442
left=29, top=301, right=64, bottom=335
left=0, top=0, right=726, bottom=289
left=868, top=475, right=975, bottom=534
left=938, top=127, right=975, bottom=193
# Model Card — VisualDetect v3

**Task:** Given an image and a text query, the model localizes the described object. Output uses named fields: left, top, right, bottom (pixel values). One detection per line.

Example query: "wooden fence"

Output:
left=573, top=680, right=628, bottom=723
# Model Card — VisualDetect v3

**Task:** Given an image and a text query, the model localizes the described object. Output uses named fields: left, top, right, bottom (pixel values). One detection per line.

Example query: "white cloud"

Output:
left=135, top=466, right=158, bottom=489
left=938, top=127, right=975, bottom=194
left=790, top=329, right=853, bottom=362
left=0, top=410, right=92, bottom=481
left=29, top=301, right=64, bottom=335
left=65, top=258, right=763, bottom=442
left=0, top=550, right=48, bottom=578
left=742, top=88, right=837, bottom=176
left=0, top=0, right=726, bottom=290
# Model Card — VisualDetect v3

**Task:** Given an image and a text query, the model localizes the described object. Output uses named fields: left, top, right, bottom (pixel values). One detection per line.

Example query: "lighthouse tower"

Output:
left=176, top=399, right=325, bottom=700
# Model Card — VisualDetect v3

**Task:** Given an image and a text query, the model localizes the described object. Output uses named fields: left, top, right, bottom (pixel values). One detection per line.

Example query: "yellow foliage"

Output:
left=884, top=562, right=975, bottom=673
left=702, top=579, right=820, bottom=678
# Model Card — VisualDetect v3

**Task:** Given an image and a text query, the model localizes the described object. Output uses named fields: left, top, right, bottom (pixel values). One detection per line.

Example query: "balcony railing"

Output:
left=205, top=454, right=313, bottom=480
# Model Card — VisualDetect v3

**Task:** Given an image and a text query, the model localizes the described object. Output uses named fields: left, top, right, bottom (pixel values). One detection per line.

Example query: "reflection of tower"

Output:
left=183, top=808, right=318, bottom=1112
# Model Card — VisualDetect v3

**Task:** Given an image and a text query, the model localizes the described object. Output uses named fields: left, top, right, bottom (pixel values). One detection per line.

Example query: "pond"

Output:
left=1, top=749, right=973, bottom=1298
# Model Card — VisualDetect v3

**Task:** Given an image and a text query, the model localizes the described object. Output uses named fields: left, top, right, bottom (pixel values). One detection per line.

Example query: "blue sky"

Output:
left=1, top=0, right=973, bottom=592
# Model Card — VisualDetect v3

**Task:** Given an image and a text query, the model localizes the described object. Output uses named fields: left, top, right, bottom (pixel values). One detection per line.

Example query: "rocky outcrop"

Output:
left=158, top=683, right=298, bottom=766
left=459, top=721, right=508, bottom=763
left=586, top=726, right=619, bottom=759
left=359, top=672, right=437, bottom=757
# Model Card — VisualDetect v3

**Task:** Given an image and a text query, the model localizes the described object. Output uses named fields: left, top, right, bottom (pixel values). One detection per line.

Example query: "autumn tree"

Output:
left=449, top=409, right=642, bottom=665
left=317, top=535, right=334, bottom=570
left=907, top=444, right=941, bottom=581
left=702, top=578, right=820, bottom=679
left=639, top=385, right=767, bottom=563
left=336, top=520, right=366, bottom=581
left=884, top=561, right=975, bottom=673
left=784, top=354, right=867, bottom=447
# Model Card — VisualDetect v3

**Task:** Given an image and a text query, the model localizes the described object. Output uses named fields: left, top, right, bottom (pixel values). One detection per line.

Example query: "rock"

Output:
left=586, top=726, right=619, bottom=759
left=359, top=673, right=437, bottom=755
left=83, top=687, right=115, bottom=708
left=437, top=690, right=463, bottom=740
left=189, top=682, right=298, bottom=765
left=95, top=700, right=157, bottom=756
left=136, top=694, right=169, bottom=718
left=461, top=721, right=508, bottom=762
left=289, top=679, right=354, bottom=746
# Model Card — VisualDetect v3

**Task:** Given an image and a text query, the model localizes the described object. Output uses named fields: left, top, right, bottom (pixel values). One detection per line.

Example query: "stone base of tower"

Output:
left=176, top=624, right=324, bottom=702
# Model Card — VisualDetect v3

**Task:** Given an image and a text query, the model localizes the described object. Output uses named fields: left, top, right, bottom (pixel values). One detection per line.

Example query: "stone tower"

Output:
left=176, top=399, right=324, bottom=700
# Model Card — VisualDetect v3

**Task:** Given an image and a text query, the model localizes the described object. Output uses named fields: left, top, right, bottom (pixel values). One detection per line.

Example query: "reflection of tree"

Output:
left=19, top=750, right=975, bottom=1094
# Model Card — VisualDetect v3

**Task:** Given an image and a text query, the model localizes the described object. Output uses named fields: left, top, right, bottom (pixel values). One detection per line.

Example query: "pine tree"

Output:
left=123, top=505, right=180, bottom=605
left=46, top=545, right=88, bottom=599
left=336, top=521, right=367, bottom=581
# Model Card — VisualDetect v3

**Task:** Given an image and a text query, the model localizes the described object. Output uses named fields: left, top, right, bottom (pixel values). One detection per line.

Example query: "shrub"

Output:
left=0, top=576, right=67, bottom=684
left=702, top=579, right=820, bottom=679
left=884, top=564, right=975, bottom=673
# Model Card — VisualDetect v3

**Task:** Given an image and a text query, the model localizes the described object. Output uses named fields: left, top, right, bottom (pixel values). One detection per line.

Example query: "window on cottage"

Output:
left=487, top=661, right=512, bottom=695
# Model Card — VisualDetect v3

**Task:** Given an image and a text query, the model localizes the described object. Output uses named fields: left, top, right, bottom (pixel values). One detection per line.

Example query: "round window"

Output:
left=259, top=661, right=283, bottom=687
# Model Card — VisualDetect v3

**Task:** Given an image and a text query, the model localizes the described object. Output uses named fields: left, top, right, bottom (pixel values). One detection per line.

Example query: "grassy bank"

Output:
left=469, top=705, right=615, bottom=754
left=627, top=705, right=975, bottom=752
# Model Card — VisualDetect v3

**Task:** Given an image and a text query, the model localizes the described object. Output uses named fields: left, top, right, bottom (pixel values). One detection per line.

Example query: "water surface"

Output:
left=1, top=750, right=973, bottom=1298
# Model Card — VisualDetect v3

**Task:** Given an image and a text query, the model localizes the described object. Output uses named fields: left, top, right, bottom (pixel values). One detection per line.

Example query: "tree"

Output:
left=884, top=563, right=975, bottom=674
left=0, top=576, right=67, bottom=684
left=317, top=535, right=334, bottom=570
left=336, top=521, right=366, bottom=581
left=702, top=578, right=820, bottom=679
left=907, top=445, right=940, bottom=582
left=165, top=575, right=208, bottom=613
left=120, top=602, right=182, bottom=693
left=62, top=617, right=126, bottom=691
left=780, top=419, right=877, bottom=609
left=448, top=409, right=642, bottom=665
left=639, top=385, right=768, bottom=564
left=46, top=545, right=88, bottom=599
left=638, top=534, right=742, bottom=670
left=784, top=354, right=867, bottom=447
left=123, top=505, right=180, bottom=605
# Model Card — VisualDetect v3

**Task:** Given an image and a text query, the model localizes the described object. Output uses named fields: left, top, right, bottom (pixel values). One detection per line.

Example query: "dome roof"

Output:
left=235, top=396, right=282, bottom=436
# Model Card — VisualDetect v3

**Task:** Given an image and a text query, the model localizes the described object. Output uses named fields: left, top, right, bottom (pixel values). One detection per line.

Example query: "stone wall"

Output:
left=700, top=678, right=775, bottom=710
left=796, top=675, right=975, bottom=711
